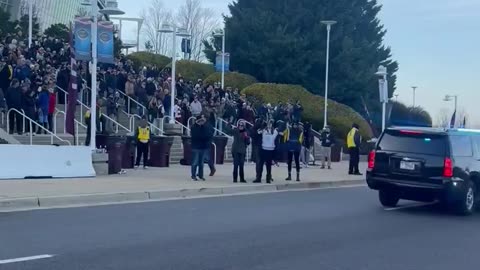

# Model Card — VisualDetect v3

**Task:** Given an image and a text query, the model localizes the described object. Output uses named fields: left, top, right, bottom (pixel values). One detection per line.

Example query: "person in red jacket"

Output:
left=47, top=86, right=56, bottom=132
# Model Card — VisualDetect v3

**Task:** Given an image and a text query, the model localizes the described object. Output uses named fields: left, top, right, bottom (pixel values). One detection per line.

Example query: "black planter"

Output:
left=149, top=136, right=174, bottom=167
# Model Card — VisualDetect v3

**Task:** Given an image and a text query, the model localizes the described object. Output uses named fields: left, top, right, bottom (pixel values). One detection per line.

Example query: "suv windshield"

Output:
left=377, top=130, right=447, bottom=156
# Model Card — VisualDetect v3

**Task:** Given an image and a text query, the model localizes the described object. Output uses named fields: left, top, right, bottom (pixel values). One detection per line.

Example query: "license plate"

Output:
left=400, top=161, right=416, bottom=171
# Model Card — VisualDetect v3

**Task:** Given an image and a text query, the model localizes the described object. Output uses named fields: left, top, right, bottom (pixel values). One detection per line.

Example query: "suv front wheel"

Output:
left=379, top=189, right=400, bottom=207
left=453, top=181, right=476, bottom=216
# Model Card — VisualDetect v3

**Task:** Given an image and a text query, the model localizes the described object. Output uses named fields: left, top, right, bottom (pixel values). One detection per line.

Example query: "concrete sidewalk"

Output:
left=0, top=161, right=366, bottom=211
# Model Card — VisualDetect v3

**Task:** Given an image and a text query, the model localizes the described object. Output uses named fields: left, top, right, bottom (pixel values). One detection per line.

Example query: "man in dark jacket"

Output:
left=191, top=115, right=212, bottom=181
left=320, top=126, right=335, bottom=169
left=231, top=121, right=250, bottom=183
left=5, top=79, right=23, bottom=134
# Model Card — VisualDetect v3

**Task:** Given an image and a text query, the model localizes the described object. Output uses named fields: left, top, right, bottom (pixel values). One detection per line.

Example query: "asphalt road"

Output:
left=1, top=186, right=480, bottom=270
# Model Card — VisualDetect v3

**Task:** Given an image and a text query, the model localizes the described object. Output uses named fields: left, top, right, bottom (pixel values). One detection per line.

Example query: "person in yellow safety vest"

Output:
left=347, top=123, right=362, bottom=175
left=134, top=117, right=151, bottom=169
left=84, top=105, right=105, bottom=146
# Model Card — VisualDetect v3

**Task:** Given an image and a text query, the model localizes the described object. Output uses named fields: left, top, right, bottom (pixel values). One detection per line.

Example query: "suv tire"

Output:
left=453, top=181, right=476, bottom=216
left=379, top=189, right=400, bottom=207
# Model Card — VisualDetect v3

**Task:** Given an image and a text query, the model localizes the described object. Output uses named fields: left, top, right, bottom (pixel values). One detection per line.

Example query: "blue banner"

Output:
left=97, top=21, right=114, bottom=64
left=215, top=52, right=230, bottom=72
left=74, top=18, right=92, bottom=61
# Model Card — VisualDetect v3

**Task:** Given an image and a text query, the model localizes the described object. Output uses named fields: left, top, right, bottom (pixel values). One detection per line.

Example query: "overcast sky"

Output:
left=116, top=0, right=480, bottom=127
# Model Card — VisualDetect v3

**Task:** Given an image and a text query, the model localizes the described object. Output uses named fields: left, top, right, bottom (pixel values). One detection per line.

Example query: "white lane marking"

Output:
left=384, top=202, right=437, bottom=211
left=0, top=254, right=55, bottom=264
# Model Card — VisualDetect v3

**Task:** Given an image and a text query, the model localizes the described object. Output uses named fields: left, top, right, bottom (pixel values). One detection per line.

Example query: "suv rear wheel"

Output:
left=379, top=189, right=400, bottom=207
left=453, top=181, right=476, bottom=216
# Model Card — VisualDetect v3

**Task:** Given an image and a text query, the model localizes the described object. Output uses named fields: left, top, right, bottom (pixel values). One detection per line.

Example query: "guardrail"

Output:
left=7, top=108, right=71, bottom=145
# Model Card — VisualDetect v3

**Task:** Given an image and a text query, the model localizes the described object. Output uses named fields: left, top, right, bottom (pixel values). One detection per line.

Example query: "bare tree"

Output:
left=456, top=109, right=468, bottom=128
left=140, top=0, right=173, bottom=55
left=435, top=108, right=450, bottom=128
left=176, top=0, right=220, bottom=61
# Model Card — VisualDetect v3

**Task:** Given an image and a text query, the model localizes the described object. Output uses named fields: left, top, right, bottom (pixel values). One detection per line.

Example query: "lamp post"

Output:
left=159, top=24, right=190, bottom=123
left=82, top=0, right=124, bottom=150
left=411, top=86, right=418, bottom=107
left=321, top=20, right=336, bottom=128
left=375, top=65, right=388, bottom=132
left=214, top=29, right=226, bottom=90
left=28, top=0, right=33, bottom=48
left=444, top=94, right=458, bottom=127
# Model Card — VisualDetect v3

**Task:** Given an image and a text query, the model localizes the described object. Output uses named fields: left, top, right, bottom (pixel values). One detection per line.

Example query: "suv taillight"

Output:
left=368, top=150, right=376, bottom=171
left=443, top=157, right=453, bottom=177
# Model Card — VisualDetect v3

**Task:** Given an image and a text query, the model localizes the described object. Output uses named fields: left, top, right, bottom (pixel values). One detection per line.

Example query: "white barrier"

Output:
left=0, top=145, right=96, bottom=179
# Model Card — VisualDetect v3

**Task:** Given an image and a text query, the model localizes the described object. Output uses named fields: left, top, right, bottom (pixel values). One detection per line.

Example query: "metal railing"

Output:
left=129, top=114, right=164, bottom=136
left=186, top=116, right=232, bottom=139
left=116, top=89, right=147, bottom=116
left=7, top=108, right=71, bottom=145
left=172, top=118, right=217, bottom=165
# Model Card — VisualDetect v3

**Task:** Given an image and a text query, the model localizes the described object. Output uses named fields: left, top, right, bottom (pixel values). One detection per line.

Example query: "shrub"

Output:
left=126, top=52, right=170, bottom=72
left=242, top=83, right=373, bottom=140
left=170, top=60, right=215, bottom=82
left=204, top=72, right=257, bottom=90
left=390, top=101, right=432, bottom=127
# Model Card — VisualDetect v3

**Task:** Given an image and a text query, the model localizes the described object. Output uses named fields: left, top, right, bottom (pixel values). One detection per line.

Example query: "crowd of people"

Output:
left=0, top=33, right=68, bottom=135
left=0, top=31, right=359, bottom=182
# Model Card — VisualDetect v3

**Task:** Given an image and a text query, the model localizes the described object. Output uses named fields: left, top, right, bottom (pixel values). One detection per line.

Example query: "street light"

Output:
left=214, top=28, right=226, bottom=90
left=159, top=24, right=191, bottom=123
left=321, top=20, right=336, bottom=128
left=375, top=65, right=388, bottom=131
left=82, top=0, right=124, bottom=150
left=411, top=86, right=418, bottom=107
left=28, top=0, right=33, bottom=48
left=443, top=94, right=458, bottom=127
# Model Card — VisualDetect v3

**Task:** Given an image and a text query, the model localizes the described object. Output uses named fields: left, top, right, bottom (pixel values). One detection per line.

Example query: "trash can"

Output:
left=212, top=136, right=228, bottom=164
left=122, top=136, right=136, bottom=169
left=106, top=136, right=126, bottom=174
left=96, top=133, right=108, bottom=150
left=181, top=136, right=192, bottom=165
left=150, top=136, right=174, bottom=167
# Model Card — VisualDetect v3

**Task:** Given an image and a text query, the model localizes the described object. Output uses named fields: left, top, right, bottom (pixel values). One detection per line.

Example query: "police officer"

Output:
left=282, top=121, right=304, bottom=181
left=135, top=117, right=151, bottom=169
left=347, top=123, right=362, bottom=175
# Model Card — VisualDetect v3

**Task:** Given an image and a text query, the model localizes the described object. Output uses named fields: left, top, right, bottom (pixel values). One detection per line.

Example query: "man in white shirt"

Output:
left=254, top=120, right=278, bottom=184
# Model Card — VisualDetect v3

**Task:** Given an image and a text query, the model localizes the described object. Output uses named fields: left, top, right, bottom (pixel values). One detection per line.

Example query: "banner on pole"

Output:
left=215, top=52, right=230, bottom=72
left=97, top=21, right=114, bottom=64
left=74, top=18, right=92, bottom=61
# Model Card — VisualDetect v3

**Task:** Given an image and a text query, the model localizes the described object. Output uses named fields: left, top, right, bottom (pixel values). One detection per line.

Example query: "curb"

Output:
left=0, top=180, right=364, bottom=212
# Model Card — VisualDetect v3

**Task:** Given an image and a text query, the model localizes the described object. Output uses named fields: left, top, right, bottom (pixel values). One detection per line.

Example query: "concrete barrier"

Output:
left=0, top=145, right=95, bottom=179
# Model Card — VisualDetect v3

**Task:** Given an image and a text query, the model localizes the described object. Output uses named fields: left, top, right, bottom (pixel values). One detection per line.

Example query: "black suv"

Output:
left=366, top=127, right=480, bottom=215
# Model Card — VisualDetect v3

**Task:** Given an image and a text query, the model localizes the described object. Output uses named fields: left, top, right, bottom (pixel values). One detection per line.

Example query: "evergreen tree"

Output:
left=213, top=0, right=398, bottom=118
left=44, top=23, right=70, bottom=42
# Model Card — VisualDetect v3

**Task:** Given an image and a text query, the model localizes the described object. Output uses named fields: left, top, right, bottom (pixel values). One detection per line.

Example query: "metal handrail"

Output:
left=7, top=108, right=71, bottom=145
left=54, top=110, right=87, bottom=134
left=129, top=114, right=164, bottom=136
left=56, top=85, right=85, bottom=124
left=102, top=113, right=130, bottom=133
left=186, top=116, right=232, bottom=138
left=116, top=89, right=147, bottom=116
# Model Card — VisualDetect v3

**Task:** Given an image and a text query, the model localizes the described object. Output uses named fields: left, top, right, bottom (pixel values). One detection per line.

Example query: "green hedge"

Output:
left=126, top=52, right=170, bottom=72
left=204, top=72, right=257, bottom=90
left=169, top=60, right=215, bottom=82
left=242, top=83, right=373, bottom=140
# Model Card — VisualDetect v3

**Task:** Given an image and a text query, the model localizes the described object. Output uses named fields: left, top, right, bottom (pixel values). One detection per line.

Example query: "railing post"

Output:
left=29, top=121, right=32, bottom=145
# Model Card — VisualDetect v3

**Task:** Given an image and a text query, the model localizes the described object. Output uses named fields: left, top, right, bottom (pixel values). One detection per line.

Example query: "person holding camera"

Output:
left=282, top=121, right=304, bottom=181
left=231, top=120, right=250, bottom=183
left=254, top=120, right=278, bottom=184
